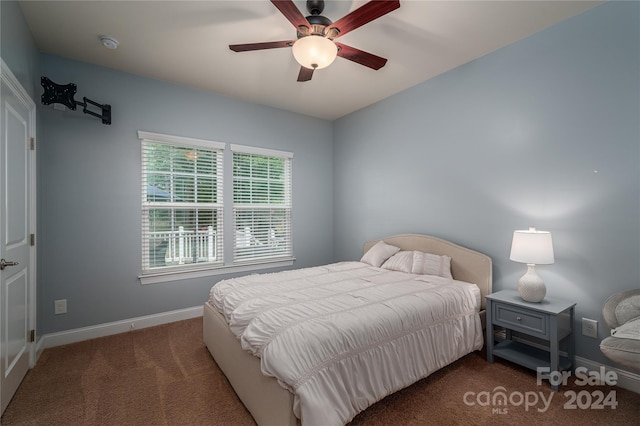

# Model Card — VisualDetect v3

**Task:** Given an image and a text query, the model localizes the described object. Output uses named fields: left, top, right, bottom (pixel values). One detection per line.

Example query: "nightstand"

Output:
left=486, top=289, right=576, bottom=390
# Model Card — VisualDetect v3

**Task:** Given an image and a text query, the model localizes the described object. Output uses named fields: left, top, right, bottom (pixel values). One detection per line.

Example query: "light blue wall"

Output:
left=1, top=0, right=41, bottom=333
left=11, top=0, right=640, bottom=369
left=333, top=1, right=639, bottom=364
left=0, top=1, right=39, bottom=98
left=38, top=54, right=334, bottom=333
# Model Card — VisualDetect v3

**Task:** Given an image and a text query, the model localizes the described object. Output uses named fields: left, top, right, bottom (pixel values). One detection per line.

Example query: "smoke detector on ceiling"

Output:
left=99, top=35, right=119, bottom=49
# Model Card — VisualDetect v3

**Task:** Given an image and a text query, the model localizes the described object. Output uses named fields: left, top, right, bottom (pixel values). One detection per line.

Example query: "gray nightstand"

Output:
left=486, top=289, right=576, bottom=390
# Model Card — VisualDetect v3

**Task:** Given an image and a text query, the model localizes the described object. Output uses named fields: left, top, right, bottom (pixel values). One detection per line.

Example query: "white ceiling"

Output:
left=20, top=1, right=601, bottom=120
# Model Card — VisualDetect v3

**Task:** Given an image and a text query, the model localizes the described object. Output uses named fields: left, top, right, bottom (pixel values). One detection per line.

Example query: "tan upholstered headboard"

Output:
left=363, top=234, right=493, bottom=311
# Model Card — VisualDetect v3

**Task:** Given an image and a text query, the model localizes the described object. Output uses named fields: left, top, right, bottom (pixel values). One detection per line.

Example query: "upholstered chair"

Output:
left=600, top=289, right=640, bottom=372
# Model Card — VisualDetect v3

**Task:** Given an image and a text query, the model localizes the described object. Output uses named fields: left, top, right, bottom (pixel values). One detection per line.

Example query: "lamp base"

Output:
left=518, top=264, right=546, bottom=303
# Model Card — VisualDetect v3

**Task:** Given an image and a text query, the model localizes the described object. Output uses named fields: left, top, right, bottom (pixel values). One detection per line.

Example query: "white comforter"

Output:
left=209, top=261, right=483, bottom=425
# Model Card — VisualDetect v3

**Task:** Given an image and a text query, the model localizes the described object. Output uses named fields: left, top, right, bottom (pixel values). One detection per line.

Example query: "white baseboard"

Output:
left=41, top=306, right=203, bottom=349
left=575, top=356, right=640, bottom=394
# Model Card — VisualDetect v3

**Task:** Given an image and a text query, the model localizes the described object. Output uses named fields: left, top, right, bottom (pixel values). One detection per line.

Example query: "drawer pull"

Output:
left=516, top=316, right=522, bottom=321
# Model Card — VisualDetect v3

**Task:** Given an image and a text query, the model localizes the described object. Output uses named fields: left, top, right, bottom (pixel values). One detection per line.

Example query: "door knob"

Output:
left=0, top=259, right=18, bottom=270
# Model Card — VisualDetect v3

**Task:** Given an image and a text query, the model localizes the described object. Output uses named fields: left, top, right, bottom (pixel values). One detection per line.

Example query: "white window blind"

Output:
left=140, top=131, right=224, bottom=274
left=231, top=144, right=293, bottom=263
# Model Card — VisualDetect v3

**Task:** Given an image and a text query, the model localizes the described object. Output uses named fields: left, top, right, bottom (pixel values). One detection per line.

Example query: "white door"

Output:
left=0, top=60, right=36, bottom=415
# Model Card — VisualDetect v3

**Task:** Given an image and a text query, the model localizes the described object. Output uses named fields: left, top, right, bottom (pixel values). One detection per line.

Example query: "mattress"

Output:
left=209, top=261, right=483, bottom=425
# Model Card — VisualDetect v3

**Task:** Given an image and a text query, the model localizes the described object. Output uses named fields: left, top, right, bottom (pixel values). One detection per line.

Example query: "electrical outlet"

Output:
left=54, top=299, right=67, bottom=315
left=582, top=317, right=598, bottom=338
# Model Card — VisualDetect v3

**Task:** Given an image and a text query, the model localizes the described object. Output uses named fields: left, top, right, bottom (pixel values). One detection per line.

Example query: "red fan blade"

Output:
left=328, top=0, right=400, bottom=39
left=297, top=66, right=314, bottom=82
left=229, top=40, right=294, bottom=52
left=335, top=43, right=387, bottom=70
left=271, top=0, right=311, bottom=31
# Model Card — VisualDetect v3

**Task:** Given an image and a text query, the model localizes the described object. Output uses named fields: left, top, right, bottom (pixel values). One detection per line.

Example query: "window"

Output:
left=232, top=144, right=293, bottom=263
left=139, top=131, right=224, bottom=275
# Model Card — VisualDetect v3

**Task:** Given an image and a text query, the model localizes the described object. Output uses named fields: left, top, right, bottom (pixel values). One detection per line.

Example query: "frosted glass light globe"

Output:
left=292, top=36, right=338, bottom=70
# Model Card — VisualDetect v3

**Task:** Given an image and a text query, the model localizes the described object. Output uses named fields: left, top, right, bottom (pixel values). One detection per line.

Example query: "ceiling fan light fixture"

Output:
left=292, top=35, right=337, bottom=70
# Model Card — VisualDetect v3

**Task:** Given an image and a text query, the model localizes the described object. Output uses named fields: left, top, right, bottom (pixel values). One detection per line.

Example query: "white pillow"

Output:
left=611, top=316, right=640, bottom=340
left=381, top=251, right=414, bottom=273
left=411, top=251, right=453, bottom=279
left=361, top=241, right=401, bottom=267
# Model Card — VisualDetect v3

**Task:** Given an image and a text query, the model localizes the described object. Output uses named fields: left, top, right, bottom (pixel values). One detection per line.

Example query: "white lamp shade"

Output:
left=509, top=228, right=554, bottom=265
left=292, top=35, right=338, bottom=70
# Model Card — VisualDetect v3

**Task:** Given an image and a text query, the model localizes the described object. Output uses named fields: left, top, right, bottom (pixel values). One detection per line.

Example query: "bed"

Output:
left=203, top=234, right=492, bottom=425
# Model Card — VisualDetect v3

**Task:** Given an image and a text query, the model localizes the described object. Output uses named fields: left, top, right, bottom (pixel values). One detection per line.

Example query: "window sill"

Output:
left=138, top=258, right=295, bottom=285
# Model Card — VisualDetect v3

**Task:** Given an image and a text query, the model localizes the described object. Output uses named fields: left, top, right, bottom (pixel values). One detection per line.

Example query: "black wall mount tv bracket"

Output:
left=41, top=76, right=112, bottom=125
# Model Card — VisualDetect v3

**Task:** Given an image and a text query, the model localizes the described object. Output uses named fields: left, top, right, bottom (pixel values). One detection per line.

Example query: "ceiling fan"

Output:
left=229, top=0, right=401, bottom=82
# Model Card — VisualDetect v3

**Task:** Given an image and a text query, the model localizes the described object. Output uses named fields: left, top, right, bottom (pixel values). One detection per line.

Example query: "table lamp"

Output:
left=509, top=227, right=554, bottom=302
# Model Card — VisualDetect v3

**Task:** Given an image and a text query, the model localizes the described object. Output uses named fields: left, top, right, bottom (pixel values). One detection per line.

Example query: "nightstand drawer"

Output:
left=492, top=303, right=549, bottom=339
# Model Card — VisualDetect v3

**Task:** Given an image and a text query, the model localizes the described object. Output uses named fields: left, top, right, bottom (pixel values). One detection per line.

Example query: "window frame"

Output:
left=139, top=131, right=225, bottom=280
left=138, top=133, right=294, bottom=285
left=231, top=144, right=294, bottom=265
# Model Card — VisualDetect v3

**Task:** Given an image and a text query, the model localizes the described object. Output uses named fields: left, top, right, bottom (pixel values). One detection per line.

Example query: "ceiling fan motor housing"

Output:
left=306, top=0, right=325, bottom=16
left=299, top=0, right=334, bottom=38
